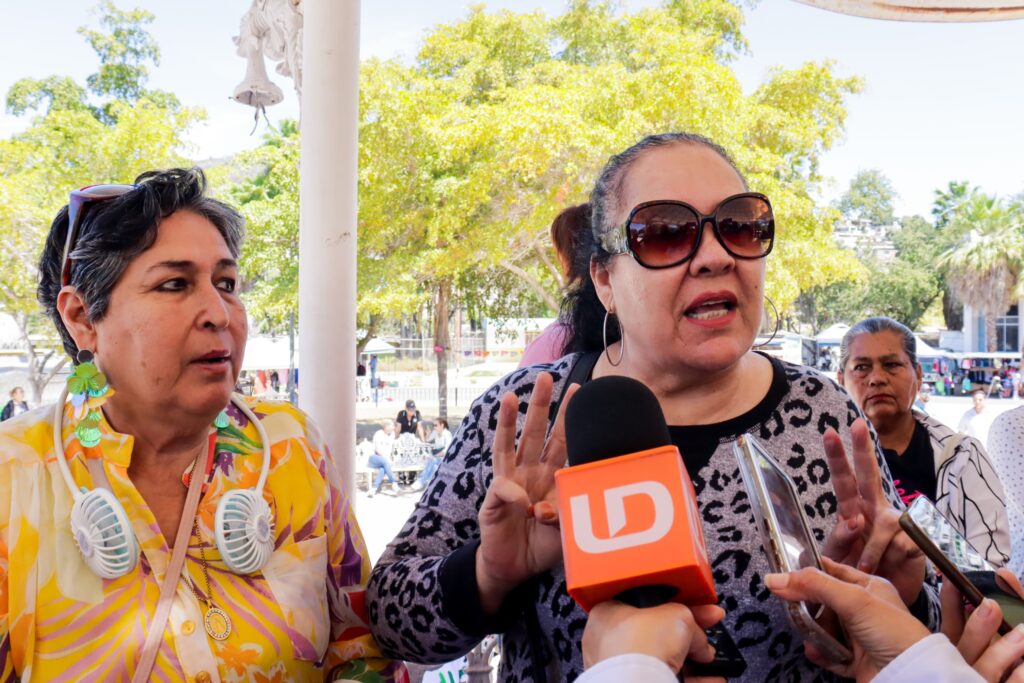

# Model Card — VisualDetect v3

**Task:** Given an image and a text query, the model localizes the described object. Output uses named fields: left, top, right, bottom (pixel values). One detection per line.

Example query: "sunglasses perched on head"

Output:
left=60, top=184, right=136, bottom=286
left=600, top=192, right=775, bottom=269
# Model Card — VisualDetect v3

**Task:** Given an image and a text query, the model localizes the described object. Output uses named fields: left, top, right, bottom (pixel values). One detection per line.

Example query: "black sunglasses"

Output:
left=600, top=192, right=775, bottom=269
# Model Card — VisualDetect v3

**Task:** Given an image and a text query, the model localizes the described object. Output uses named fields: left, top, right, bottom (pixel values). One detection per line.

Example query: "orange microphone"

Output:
left=557, top=376, right=717, bottom=611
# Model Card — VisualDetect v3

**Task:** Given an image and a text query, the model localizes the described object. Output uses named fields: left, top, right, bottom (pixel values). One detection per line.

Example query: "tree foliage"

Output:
left=939, top=193, right=1024, bottom=350
left=220, top=0, right=864, bottom=413
left=836, top=169, right=896, bottom=226
left=251, top=0, right=864, bottom=317
left=0, top=2, right=202, bottom=400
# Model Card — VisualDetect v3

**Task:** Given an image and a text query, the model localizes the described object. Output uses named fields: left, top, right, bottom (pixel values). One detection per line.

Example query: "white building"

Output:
left=962, top=301, right=1022, bottom=353
left=833, top=218, right=897, bottom=262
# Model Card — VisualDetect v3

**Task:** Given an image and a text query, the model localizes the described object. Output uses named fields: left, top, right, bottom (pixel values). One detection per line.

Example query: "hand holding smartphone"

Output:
left=733, top=434, right=853, bottom=663
left=899, top=496, right=1024, bottom=635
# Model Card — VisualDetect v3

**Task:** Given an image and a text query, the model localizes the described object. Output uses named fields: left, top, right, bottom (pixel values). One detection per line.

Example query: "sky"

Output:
left=1, top=1, right=1022, bottom=219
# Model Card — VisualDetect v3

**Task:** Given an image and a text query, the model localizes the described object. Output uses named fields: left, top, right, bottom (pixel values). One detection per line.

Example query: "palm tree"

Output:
left=939, top=194, right=1024, bottom=351
left=932, top=180, right=978, bottom=228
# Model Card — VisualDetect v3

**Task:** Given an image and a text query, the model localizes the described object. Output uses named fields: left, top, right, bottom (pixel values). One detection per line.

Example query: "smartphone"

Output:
left=902, top=495, right=993, bottom=572
left=733, top=434, right=853, bottom=663
left=900, top=496, right=1024, bottom=635
left=685, top=623, right=747, bottom=679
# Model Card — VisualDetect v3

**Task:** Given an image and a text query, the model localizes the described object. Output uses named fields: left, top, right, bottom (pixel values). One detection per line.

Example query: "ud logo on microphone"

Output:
left=569, top=481, right=674, bottom=554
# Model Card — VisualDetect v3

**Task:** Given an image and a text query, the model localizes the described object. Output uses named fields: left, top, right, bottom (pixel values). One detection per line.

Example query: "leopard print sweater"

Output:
left=367, top=354, right=940, bottom=682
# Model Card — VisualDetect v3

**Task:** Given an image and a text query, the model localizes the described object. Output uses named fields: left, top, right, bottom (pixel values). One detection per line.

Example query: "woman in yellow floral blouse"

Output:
left=0, top=168, right=406, bottom=683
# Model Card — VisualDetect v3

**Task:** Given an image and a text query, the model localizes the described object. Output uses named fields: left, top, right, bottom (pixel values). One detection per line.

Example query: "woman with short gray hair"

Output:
left=0, top=168, right=403, bottom=681
left=838, top=316, right=1010, bottom=566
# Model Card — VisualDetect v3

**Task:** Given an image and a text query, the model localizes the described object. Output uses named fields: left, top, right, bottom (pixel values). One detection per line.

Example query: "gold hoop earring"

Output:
left=603, top=310, right=624, bottom=367
left=753, top=296, right=781, bottom=349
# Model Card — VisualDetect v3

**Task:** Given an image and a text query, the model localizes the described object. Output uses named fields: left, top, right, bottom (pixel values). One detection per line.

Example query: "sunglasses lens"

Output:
left=627, top=203, right=700, bottom=267
left=716, top=196, right=774, bottom=257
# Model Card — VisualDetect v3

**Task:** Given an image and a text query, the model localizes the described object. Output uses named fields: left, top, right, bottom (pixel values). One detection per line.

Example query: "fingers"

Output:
left=821, top=556, right=872, bottom=586
left=531, top=500, right=559, bottom=526
left=764, top=567, right=861, bottom=620
left=849, top=419, right=884, bottom=510
left=492, top=392, right=520, bottom=479
left=691, top=604, right=726, bottom=630
left=997, top=568, right=1024, bottom=600
left=973, top=626, right=1024, bottom=682
left=958, top=598, right=1004, bottom=665
left=822, top=428, right=861, bottom=522
left=822, top=514, right=864, bottom=563
left=517, top=372, right=553, bottom=467
left=540, top=382, right=578, bottom=470
left=857, top=510, right=902, bottom=574
left=941, top=578, right=968, bottom=643
left=480, top=476, right=532, bottom=524
left=803, top=642, right=854, bottom=679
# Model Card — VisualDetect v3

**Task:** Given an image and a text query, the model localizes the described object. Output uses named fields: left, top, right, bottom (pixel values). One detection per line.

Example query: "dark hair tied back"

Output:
left=562, top=133, right=747, bottom=355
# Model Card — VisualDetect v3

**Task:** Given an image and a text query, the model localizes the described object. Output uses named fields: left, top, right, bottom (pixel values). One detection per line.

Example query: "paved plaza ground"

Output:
left=353, top=392, right=1024, bottom=564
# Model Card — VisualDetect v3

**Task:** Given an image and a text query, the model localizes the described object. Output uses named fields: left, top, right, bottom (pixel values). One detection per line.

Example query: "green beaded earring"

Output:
left=67, top=350, right=114, bottom=448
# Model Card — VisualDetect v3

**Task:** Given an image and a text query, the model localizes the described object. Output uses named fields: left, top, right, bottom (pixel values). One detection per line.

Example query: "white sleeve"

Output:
left=988, top=409, right=1024, bottom=518
left=575, top=654, right=677, bottom=683
left=871, top=634, right=984, bottom=683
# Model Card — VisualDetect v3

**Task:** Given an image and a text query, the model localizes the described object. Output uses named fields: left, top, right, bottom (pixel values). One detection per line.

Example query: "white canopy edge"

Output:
left=794, top=0, right=1024, bottom=22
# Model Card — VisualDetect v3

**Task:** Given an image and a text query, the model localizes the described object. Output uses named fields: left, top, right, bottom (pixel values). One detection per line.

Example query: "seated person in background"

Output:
left=396, top=399, right=425, bottom=440
left=368, top=420, right=399, bottom=497
left=838, top=317, right=1009, bottom=566
left=579, top=560, right=1024, bottom=683
left=0, top=386, right=29, bottom=422
left=410, top=418, right=452, bottom=492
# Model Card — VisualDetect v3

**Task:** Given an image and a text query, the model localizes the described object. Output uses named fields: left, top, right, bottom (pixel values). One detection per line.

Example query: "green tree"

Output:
left=227, top=0, right=863, bottom=418
left=0, top=3, right=202, bottom=402
left=836, top=169, right=897, bottom=226
left=939, top=194, right=1024, bottom=351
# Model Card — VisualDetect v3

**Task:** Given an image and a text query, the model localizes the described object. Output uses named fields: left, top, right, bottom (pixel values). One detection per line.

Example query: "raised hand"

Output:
left=821, top=418, right=925, bottom=606
left=476, top=372, right=578, bottom=614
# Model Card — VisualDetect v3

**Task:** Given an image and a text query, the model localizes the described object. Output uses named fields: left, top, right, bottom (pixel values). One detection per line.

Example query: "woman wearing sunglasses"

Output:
left=368, top=133, right=938, bottom=681
left=0, top=168, right=405, bottom=682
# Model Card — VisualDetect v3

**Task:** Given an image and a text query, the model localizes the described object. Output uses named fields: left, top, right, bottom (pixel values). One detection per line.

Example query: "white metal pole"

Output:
left=299, top=0, right=360, bottom=500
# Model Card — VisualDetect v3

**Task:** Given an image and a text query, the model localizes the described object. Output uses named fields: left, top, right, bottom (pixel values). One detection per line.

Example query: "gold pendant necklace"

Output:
left=189, top=520, right=233, bottom=641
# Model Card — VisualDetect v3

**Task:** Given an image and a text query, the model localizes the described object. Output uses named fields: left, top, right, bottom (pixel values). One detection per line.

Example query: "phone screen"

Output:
left=735, top=435, right=852, bottom=662
left=906, top=496, right=993, bottom=573
left=741, top=437, right=824, bottom=617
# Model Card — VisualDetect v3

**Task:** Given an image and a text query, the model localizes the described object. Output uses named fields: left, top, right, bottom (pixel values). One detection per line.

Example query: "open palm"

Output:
left=476, top=372, right=577, bottom=613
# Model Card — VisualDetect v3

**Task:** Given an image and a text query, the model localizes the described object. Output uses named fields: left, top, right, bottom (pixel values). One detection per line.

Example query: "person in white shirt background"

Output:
left=578, top=559, right=1024, bottom=683
left=368, top=419, right=399, bottom=497
left=410, top=418, right=453, bottom=491
left=988, top=378, right=1024, bottom=579
left=958, top=390, right=992, bottom=442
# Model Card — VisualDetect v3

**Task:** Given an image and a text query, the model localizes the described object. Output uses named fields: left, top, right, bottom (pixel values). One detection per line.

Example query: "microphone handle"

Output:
left=614, top=584, right=677, bottom=608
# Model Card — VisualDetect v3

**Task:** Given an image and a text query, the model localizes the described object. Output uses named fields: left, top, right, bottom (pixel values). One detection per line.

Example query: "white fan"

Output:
left=69, top=486, right=139, bottom=579
left=54, top=388, right=274, bottom=579
left=215, top=488, right=275, bottom=573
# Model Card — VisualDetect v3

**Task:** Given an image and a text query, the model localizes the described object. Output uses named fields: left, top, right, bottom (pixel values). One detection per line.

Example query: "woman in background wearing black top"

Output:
left=838, top=316, right=1011, bottom=566
left=396, top=399, right=425, bottom=440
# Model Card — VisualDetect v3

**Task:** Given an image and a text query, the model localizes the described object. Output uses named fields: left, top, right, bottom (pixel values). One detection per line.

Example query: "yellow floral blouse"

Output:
left=0, top=398, right=407, bottom=683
